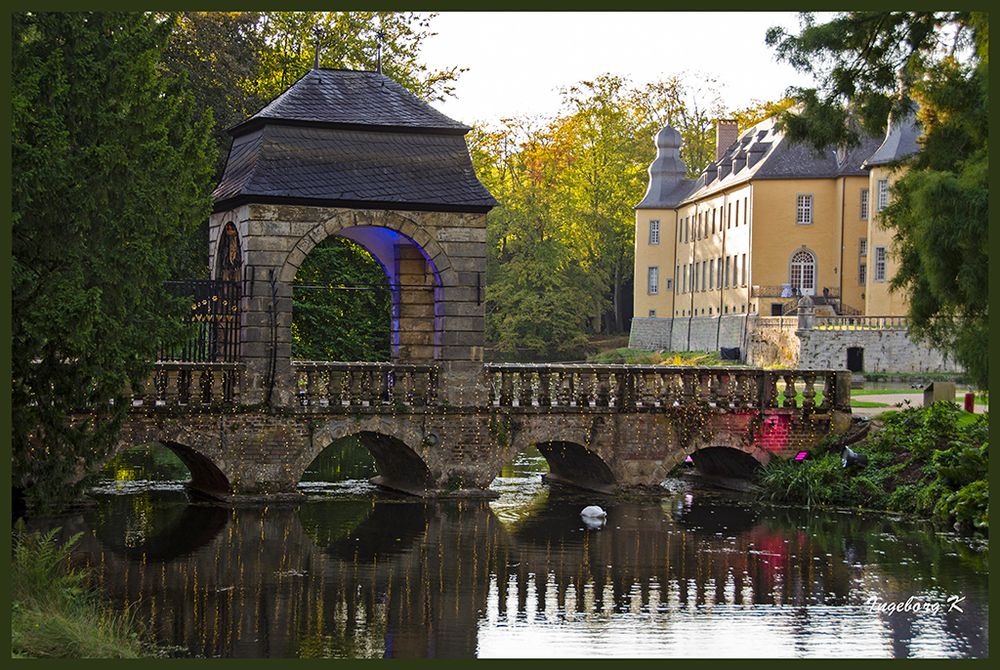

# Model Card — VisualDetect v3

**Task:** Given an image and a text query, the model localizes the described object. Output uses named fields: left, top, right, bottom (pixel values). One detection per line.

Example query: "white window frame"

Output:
left=877, top=178, right=889, bottom=212
left=649, top=219, right=660, bottom=245
left=859, top=262, right=867, bottom=285
left=859, top=238, right=868, bottom=256
left=860, top=188, right=869, bottom=220
left=874, top=247, right=887, bottom=282
left=796, top=193, right=814, bottom=225
left=647, top=266, right=659, bottom=294
left=789, top=248, right=817, bottom=296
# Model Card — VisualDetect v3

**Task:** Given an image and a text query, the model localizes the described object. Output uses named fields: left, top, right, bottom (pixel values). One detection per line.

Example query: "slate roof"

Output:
left=863, top=110, right=920, bottom=167
left=230, top=68, right=469, bottom=136
left=636, top=125, right=697, bottom=209
left=677, top=116, right=884, bottom=205
left=213, top=125, right=496, bottom=212
left=213, top=68, right=495, bottom=213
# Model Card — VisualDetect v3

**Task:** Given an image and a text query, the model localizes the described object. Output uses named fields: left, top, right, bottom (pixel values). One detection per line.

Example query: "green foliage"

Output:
left=758, top=402, right=988, bottom=533
left=12, top=12, right=215, bottom=509
left=11, top=523, right=149, bottom=658
left=162, top=11, right=462, bottom=178
left=474, top=74, right=779, bottom=355
left=292, top=237, right=391, bottom=362
left=767, top=12, right=988, bottom=388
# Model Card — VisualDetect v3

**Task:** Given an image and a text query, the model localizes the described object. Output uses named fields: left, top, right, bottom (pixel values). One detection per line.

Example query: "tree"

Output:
left=291, top=238, right=391, bottom=362
left=161, top=11, right=463, bottom=178
left=766, top=12, right=988, bottom=388
left=12, top=12, right=215, bottom=507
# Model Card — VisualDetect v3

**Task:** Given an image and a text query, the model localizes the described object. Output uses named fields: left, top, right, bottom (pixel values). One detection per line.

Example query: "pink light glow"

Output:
left=794, top=451, right=809, bottom=462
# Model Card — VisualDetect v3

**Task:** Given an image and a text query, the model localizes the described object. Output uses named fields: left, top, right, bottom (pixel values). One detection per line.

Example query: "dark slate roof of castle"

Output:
left=863, top=110, right=920, bottom=167
left=213, top=69, right=495, bottom=213
left=678, top=116, right=884, bottom=205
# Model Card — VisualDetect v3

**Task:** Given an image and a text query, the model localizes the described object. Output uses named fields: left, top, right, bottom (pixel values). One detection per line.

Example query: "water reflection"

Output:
left=32, top=463, right=988, bottom=658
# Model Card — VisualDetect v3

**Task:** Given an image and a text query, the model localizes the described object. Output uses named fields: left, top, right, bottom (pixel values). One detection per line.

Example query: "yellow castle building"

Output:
left=631, top=111, right=920, bottom=357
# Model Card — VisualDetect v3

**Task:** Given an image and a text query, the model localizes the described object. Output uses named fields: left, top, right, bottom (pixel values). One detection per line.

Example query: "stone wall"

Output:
left=797, top=327, right=961, bottom=373
left=631, top=314, right=962, bottom=374
left=629, top=315, right=753, bottom=355
left=745, top=317, right=801, bottom=368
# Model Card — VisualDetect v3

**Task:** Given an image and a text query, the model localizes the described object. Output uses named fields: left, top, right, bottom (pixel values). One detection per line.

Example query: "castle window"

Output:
left=647, top=266, right=659, bottom=294
left=709, top=259, right=715, bottom=290
left=877, top=179, right=889, bottom=212
left=741, top=253, right=747, bottom=286
left=874, top=247, right=887, bottom=281
left=796, top=194, right=813, bottom=225
left=859, top=238, right=868, bottom=256
left=725, top=256, right=731, bottom=288
left=790, top=248, right=817, bottom=295
left=860, top=188, right=870, bottom=220
left=859, top=262, right=867, bottom=285
left=649, top=309, right=656, bottom=317
left=649, top=219, right=660, bottom=245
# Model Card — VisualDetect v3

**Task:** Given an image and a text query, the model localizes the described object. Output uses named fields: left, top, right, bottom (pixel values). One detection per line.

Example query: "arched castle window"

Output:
left=789, top=248, right=816, bottom=296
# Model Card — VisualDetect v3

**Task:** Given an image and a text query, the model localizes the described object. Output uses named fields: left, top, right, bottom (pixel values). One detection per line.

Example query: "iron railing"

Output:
left=158, top=279, right=241, bottom=362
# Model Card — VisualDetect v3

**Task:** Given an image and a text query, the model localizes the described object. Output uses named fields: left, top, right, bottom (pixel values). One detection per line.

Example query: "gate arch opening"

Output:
left=290, top=224, right=444, bottom=362
left=535, top=441, right=615, bottom=494
left=301, top=431, right=432, bottom=496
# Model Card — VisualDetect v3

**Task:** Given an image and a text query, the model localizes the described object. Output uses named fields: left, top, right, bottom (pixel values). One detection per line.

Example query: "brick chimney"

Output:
left=715, top=119, right=738, bottom=161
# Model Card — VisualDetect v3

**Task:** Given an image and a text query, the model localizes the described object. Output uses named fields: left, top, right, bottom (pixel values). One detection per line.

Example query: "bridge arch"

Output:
left=669, top=427, right=773, bottom=480
left=110, top=424, right=234, bottom=498
left=504, top=422, right=616, bottom=494
left=302, top=418, right=433, bottom=495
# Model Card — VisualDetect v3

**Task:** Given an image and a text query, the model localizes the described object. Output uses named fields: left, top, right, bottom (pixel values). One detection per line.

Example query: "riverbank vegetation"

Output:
left=11, top=524, right=150, bottom=658
left=758, top=402, right=988, bottom=534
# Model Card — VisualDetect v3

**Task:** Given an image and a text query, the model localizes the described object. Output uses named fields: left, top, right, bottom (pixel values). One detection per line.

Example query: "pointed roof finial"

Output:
left=312, top=26, right=323, bottom=69
left=376, top=28, right=385, bottom=74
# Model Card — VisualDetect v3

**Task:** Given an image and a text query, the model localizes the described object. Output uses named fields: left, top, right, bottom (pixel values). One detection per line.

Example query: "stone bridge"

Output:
left=105, top=65, right=852, bottom=500
left=117, top=361, right=852, bottom=499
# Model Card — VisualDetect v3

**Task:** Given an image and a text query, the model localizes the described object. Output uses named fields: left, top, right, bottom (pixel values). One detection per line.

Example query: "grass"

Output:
left=11, top=523, right=151, bottom=658
left=775, top=389, right=888, bottom=409
left=757, top=402, right=989, bottom=533
left=587, top=348, right=727, bottom=366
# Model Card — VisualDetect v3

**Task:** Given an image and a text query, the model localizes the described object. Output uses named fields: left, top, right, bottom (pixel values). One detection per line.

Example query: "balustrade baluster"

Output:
left=680, top=371, right=696, bottom=407
left=326, top=369, right=341, bottom=407
left=499, top=370, right=514, bottom=406
left=538, top=369, right=552, bottom=407
left=518, top=369, right=533, bottom=407
left=715, top=371, right=731, bottom=409
left=576, top=370, right=592, bottom=408
left=596, top=371, right=611, bottom=407
left=801, top=372, right=817, bottom=411
left=782, top=373, right=797, bottom=408
left=818, top=372, right=834, bottom=411
left=559, top=371, right=573, bottom=407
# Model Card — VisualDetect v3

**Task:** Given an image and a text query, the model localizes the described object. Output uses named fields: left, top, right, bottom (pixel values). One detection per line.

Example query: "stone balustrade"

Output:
left=132, top=362, right=243, bottom=408
left=485, top=364, right=848, bottom=413
left=813, top=315, right=909, bottom=330
left=292, top=361, right=439, bottom=410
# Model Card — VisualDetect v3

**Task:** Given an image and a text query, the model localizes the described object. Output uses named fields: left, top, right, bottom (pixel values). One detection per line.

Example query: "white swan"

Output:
left=580, top=505, right=607, bottom=519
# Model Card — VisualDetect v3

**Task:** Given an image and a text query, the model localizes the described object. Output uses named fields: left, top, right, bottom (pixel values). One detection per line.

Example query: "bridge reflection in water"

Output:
left=38, top=479, right=988, bottom=659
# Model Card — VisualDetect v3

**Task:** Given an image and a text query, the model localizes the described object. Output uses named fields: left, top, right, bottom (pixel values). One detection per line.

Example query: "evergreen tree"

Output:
left=12, top=12, right=215, bottom=507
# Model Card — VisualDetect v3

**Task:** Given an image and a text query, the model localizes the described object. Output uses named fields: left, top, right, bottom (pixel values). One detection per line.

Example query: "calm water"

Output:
left=31, top=444, right=988, bottom=658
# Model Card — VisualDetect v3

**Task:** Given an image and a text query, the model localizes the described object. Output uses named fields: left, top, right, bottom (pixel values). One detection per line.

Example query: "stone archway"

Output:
left=302, top=418, right=434, bottom=496
left=283, top=219, right=447, bottom=362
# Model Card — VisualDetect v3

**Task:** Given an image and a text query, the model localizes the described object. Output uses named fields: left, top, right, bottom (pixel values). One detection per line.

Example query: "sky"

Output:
left=418, top=12, right=827, bottom=127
